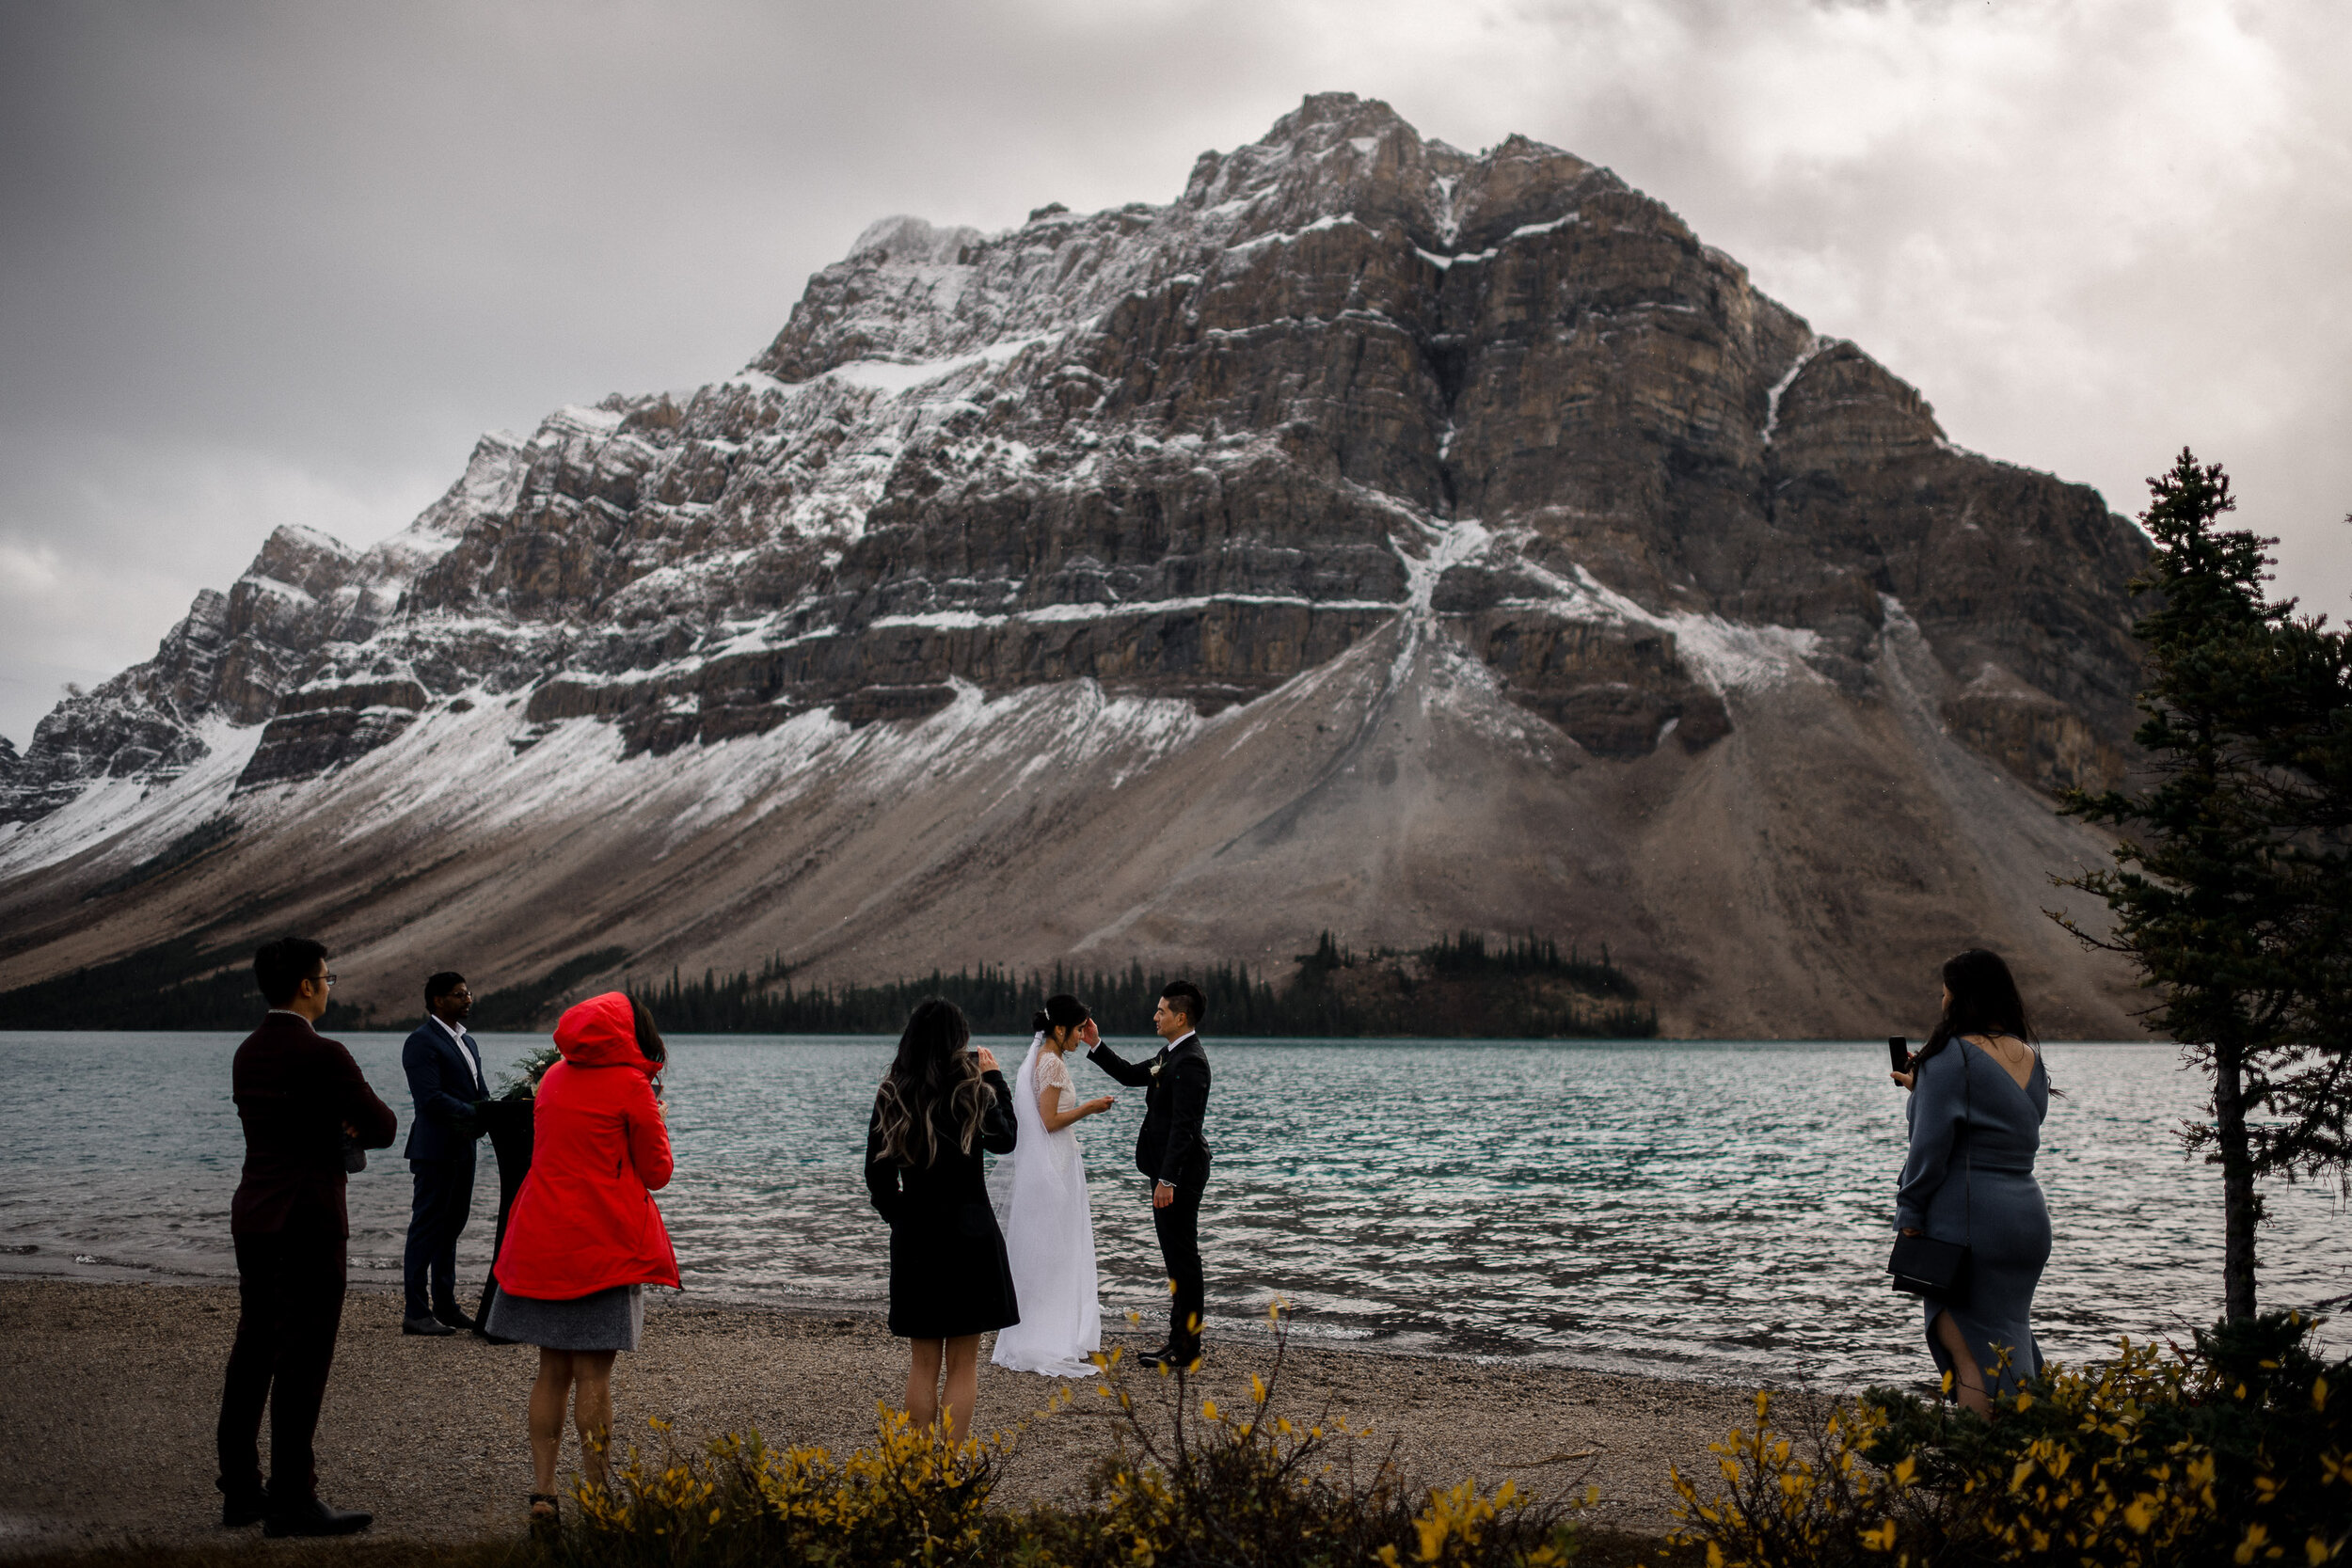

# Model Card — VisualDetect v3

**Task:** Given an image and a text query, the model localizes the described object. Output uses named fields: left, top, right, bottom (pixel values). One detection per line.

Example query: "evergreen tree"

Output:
left=2058, top=451, right=2352, bottom=1318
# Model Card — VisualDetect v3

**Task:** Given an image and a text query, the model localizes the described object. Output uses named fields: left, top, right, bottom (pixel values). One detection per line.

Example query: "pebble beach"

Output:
left=0, top=1277, right=1754, bottom=1555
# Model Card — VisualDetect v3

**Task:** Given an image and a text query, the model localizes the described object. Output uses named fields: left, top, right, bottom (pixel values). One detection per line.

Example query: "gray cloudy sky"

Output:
left=4, top=0, right=2347, bottom=745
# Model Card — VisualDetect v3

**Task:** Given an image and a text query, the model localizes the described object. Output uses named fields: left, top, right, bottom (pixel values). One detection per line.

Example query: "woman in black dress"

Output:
left=864, top=998, right=1020, bottom=1439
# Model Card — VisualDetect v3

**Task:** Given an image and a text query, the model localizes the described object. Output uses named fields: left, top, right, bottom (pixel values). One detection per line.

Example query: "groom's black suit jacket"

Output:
left=1089, top=1034, right=1210, bottom=1185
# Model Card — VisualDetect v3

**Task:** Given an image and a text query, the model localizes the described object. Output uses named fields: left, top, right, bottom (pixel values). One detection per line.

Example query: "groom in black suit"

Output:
left=1088, top=979, right=1212, bottom=1369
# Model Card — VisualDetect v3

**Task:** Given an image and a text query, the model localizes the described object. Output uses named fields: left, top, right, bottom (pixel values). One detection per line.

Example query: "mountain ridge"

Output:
left=0, top=93, right=2150, bottom=1037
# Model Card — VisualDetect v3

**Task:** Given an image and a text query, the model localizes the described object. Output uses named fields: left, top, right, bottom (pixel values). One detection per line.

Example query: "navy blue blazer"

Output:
left=402, top=1019, right=487, bottom=1162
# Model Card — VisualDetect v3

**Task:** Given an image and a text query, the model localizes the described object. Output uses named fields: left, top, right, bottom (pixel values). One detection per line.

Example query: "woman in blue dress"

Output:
left=1892, top=949, right=2051, bottom=1414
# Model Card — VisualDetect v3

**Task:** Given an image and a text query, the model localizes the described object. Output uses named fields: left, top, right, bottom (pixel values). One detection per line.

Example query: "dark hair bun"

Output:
left=1031, top=1009, right=1053, bottom=1033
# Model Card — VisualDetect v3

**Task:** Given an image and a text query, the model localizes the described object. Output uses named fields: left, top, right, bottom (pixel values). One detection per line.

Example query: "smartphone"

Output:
left=1887, top=1037, right=1910, bottom=1071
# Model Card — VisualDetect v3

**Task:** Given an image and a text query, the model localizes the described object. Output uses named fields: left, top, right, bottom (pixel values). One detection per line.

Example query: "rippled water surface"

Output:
left=1, top=1033, right=2344, bottom=1385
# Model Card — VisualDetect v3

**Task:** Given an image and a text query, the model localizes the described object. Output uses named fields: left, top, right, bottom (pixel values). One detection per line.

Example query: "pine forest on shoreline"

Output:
left=0, top=929, right=1659, bottom=1039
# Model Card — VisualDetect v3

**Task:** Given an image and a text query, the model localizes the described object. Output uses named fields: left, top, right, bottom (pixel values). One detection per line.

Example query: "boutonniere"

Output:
left=1150, top=1059, right=1165, bottom=1079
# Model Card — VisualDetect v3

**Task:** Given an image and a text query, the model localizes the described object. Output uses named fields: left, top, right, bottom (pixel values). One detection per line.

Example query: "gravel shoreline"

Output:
left=0, top=1276, right=1752, bottom=1555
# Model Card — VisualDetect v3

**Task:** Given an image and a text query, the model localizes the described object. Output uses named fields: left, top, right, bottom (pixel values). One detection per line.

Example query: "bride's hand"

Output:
left=1087, top=1096, right=1116, bottom=1116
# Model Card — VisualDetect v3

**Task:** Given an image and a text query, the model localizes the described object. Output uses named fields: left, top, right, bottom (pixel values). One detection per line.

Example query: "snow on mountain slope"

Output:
left=0, top=94, right=2148, bottom=1036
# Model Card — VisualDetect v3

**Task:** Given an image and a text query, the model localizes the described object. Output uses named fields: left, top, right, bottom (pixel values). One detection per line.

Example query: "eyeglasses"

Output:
left=311, top=973, right=337, bottom=990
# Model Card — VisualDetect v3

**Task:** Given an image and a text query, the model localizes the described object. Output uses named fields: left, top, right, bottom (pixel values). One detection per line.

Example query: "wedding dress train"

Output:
left=991, top=1037, right=1102, bottom=1376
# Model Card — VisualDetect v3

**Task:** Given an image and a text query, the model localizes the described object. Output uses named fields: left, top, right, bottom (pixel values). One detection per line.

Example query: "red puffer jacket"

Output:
left=494, top=992, right=680, bottom=1298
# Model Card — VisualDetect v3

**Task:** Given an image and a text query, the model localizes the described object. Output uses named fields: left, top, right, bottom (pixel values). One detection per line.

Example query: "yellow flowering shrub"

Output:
left=1077, top=1302, right=1591, bottom=1568
left=1932, top=1340, right=2217, bottom=1565
left=1669, top=1310, right=2349, bottom=1568
left=1667, top=1389, right=1932, bottom=1567
left=556, top=1405, right=1009, bottom=1568
left=1379, top=1477, right=1594, bottom=1568
left=545, top=1304, right=1593, bottom=1568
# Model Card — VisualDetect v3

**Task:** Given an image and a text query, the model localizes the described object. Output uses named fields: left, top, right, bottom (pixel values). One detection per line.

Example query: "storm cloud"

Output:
left=4, top=0, right=2346, bottom=743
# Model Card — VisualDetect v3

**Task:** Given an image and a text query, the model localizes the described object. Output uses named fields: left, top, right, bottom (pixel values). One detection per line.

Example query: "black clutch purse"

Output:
left=1887, top=1231, right=1969, bottom=1299
left=342, top=1133, right=367, bottom=1174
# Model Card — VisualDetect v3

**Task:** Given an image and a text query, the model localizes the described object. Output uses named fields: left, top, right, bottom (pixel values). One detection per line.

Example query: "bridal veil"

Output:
left=990, top=1034, right=1103, bottom=1376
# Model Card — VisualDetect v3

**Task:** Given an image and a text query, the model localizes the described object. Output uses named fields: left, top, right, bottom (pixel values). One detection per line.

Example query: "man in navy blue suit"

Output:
left=400, top=972, right=487, bottom=1336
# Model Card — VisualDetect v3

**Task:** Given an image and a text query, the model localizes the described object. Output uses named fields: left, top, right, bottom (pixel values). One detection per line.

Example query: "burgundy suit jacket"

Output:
left=230, top=1012, right=398, bottom=1238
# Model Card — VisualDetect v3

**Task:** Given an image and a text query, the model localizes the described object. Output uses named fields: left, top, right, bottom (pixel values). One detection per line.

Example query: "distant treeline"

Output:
left=624, top=956, right=1289, bottom=1036
left=617, top=931, right=1654, bottom=1038
left=1293, top=930, right=1654, bottom=1037
left=1421, top=930, right=1635, bottom=993
left=469, top=948, right=630, bottom=1031
left=0, top=928, right=1654, bottom=1038
left=0, top=935, right=370, bottom=1031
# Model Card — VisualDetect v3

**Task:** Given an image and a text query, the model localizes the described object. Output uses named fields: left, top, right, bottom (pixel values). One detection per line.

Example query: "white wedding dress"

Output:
left=990, top=1037, right=1103, bottom=1376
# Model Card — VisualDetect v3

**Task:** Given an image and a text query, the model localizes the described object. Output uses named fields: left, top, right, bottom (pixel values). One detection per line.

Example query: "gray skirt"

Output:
left=484, top=1284, right=644, bottom=1352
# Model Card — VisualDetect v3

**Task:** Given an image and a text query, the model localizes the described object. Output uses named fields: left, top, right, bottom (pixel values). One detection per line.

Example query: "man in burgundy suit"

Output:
left=215, top=938, right=397, bottom=1537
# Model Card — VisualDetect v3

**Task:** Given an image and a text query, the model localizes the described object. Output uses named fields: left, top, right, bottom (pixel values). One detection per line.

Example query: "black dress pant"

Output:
left=1152, top=1167, right=1209, bottom=1357
left=403, top=1146, right=476, bottom=1318
left=216, top=1228, right=347, bottom=1501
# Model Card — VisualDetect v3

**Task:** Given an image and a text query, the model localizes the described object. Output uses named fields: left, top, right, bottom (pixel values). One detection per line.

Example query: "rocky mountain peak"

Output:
left=753, top=94, right=1619, bottom=391
left=0, top=97, right=2150, bottom=1039
left=849, top=214, right=987, bottom=268
left=1190, top=94, right=1607, bottom=255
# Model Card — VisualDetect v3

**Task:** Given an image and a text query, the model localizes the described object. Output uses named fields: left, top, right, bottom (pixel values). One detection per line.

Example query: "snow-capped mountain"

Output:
left=0, top=94, right=2149, bottom=1036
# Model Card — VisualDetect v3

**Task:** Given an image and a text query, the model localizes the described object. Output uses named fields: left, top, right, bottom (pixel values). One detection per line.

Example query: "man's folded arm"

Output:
left=335, top=1045, right=400, bottom=1149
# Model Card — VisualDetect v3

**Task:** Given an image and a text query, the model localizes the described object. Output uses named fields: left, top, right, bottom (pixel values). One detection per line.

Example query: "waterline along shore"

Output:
left=15, top=1035, right=2347, bottom=1386
left=0, top=1276, right=1746, bottom=1554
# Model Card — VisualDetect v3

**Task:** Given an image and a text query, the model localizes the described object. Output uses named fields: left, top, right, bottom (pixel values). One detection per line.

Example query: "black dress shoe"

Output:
left=263, top=1497, right=373, bottom=1538
left=402, top=1314, right=456, bottom=1336
left=433, top=1306, right=479, bottom=1333
left=219, top=1488, right=268, bottom=1528
left=1138, top=1344, right=1201, bottom=1371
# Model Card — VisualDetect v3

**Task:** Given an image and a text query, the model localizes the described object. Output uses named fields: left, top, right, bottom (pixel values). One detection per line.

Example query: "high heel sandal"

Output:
left=527, top=1493, right=560, bottom=1537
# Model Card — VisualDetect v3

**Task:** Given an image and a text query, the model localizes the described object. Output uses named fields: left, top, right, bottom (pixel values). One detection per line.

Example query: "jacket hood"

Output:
left=553, top=992, right=656, bottom=1073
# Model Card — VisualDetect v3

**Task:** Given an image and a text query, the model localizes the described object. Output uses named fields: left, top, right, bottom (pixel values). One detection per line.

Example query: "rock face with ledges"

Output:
left=0, top=94, right=2152, bottom=1037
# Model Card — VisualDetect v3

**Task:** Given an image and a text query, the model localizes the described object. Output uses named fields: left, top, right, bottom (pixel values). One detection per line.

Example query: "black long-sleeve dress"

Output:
left=864, top=1069, right=1021, bottom=1339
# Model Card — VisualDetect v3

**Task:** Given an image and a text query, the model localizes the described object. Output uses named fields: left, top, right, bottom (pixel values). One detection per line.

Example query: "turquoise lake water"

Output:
left=0, top=1032, right=2343, bottom=1386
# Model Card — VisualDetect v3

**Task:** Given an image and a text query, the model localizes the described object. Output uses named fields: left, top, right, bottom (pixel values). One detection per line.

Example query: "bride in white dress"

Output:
left=991, top=995, right=1118, bottom=1377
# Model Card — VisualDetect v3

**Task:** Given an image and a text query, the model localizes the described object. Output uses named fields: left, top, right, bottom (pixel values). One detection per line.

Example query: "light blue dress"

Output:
left=1895, top=1038, right=2050, bottom=1398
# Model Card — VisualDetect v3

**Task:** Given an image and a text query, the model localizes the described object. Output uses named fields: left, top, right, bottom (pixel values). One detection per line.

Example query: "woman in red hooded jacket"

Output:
left=484, top=992, right=678, bottom=1530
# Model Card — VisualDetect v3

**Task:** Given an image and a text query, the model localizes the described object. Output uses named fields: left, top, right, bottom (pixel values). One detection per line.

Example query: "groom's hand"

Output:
left=1080, top=1019, right=1101, bottom=1050
left=1152, top=1180, right=1175, bottom=1210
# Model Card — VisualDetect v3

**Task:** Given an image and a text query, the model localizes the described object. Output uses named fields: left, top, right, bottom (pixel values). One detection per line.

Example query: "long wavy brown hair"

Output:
left=870, top=998, right=992, bottom=1168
